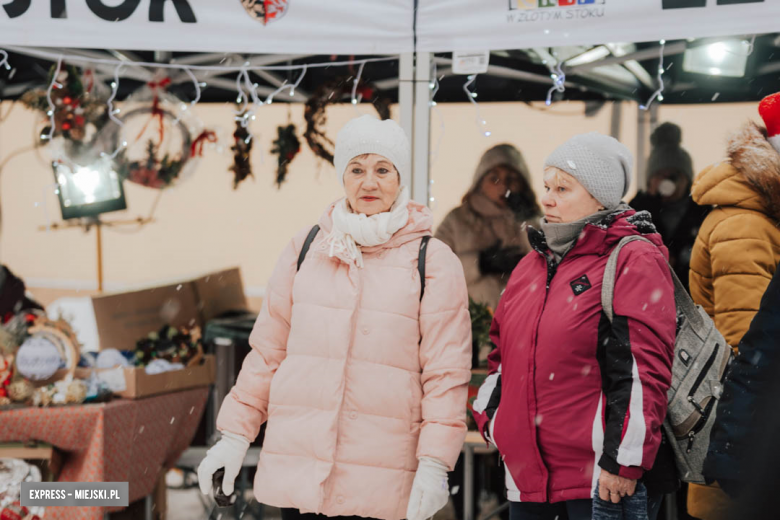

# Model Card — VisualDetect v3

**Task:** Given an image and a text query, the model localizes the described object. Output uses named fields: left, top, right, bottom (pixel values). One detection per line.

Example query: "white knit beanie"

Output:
left=334, top=115, right=411, bottom=187
left=544, top=132, right=633, bottom=210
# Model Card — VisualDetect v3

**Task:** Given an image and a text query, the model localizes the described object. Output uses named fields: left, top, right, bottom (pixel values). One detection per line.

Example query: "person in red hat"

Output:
left=687, top=92, right=780, bottom=520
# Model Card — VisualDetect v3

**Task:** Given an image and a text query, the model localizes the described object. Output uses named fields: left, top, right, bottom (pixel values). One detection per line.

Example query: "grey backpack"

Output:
left=602, top=235, right=733, bottom=484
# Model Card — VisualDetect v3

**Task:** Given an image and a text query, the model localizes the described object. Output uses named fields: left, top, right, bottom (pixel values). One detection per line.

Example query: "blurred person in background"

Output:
left=436, top=144, right=542, bottom=312
left=706, top=266, right=780, bottom=506
left=687, top=92, right=780, bottom=520
left=630, top=122, right=710, bottom=292
left=722, top=266, right=780, bottom=520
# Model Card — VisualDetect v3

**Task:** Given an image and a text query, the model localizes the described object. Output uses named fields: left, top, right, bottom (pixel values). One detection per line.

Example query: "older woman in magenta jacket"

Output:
left=198, top=115, right=472, bottom=520
left=473, top=133, right=676, bottom=520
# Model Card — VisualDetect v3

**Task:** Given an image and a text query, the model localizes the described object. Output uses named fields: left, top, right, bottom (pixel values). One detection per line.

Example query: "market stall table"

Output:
left=0, top=387, right=208, bottom=520
left=462, top=430, right=498, bottom=520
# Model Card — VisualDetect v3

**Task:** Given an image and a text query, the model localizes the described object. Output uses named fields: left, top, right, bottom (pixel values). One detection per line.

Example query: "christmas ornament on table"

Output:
left=100, top=75, right=217, bottom=190
left=30, top=378, right=87, bottom=407
left=14, top=315, right=79, bottom=384
left=304, top=77, right=391, bottom=166
left=0, top=354, right=13, bottom=405
left=133, top=324, right=203, bottom=368
left=6, top=379, right=33, bottom=403
left=270, top=123, right=301, bottom=187
left=20, top=64, right=107, bottom=146
left=0, top=459, right=43, bottom=519
left=229, top=119, right=253, bottom=189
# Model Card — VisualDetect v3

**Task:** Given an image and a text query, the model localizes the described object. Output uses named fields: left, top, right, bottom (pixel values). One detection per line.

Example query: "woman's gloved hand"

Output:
left=406, top=457, right=450, bottom=520
left=197, top=431, right=250, bottom=497
left=479, top=241, right=524, bottom=275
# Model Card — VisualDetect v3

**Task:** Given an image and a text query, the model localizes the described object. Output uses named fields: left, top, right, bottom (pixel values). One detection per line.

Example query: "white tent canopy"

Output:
left=3, top=1, right=779, bottom=55
left=0, top=0, right=414, bottom=54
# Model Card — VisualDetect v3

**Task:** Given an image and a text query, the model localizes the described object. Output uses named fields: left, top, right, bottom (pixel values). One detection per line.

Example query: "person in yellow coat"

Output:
left=687, top=92, right=780, bottom=520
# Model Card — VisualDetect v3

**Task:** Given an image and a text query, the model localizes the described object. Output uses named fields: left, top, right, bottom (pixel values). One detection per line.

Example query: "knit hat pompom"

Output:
left=650, top=122, right=682, bottom=148
left=759, top=92, right=780, bottom=154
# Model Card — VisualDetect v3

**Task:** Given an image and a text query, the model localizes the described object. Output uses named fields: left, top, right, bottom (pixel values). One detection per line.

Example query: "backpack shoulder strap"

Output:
left=418, top=236, right=432, bottom=302
left=297, top=225, right=321, bottom=272
left=601, top=235, right=701, bottom=329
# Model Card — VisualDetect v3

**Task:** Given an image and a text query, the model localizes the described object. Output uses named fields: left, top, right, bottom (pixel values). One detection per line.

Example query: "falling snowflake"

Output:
left=650, top=289, right=663, bottom=303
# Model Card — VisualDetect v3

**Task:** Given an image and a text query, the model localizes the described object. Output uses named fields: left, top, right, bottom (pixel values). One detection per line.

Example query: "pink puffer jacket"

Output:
left=216, top=199, right=472, bottom=520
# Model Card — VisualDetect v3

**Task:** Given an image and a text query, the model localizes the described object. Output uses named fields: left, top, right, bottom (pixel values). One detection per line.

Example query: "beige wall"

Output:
left=0, top=99, right=758, bottom=308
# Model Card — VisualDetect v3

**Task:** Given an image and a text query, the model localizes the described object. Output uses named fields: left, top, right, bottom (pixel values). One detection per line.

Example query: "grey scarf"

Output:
left=540, top=206, right=622, bottom=263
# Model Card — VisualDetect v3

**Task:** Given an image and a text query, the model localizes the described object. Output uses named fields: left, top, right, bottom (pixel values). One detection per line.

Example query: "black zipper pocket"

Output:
left=684, top=397, right=717, bottom=453
left=688, top=343, right=720, bottom=402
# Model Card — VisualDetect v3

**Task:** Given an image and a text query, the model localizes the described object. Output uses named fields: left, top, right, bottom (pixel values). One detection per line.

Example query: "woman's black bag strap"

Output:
left=418, top=236, right=431, bottom=302
left=297, top=226, right=431, bottom=303
left=297, top=225, right=321, bottom=271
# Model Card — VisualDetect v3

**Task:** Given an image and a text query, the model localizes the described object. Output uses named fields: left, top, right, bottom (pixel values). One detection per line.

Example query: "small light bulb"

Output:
left=47, top=110, right=53, bottom=116
left=111, top=82, right=117, bottom=88
left=484, top=131, right=492, bottom=137
left=471, top=92, right=477, bottom=99
left=430, top=101, right=437, bottom=107
left=660, top=39, right=666, bottom=45
left=658, top=94, right=665, bottom=102
left=251, top=115, right=256, bottom=120
left=352, top=98, right=357, bottom=105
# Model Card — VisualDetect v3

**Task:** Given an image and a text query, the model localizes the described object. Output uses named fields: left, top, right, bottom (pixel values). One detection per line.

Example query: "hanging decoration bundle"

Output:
left=20, top=64, right=106, bottom=146
left=303, top=76, right=391, bottom=165
left=270, top=123, right=300, bottom=187
left=229, top=118, right=254, bottom=189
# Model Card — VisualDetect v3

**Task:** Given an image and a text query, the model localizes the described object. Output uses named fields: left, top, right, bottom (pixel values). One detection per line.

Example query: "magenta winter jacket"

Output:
left=216, top=200, right=471, bottom=520
left=472, top=208, right=676, bottom=504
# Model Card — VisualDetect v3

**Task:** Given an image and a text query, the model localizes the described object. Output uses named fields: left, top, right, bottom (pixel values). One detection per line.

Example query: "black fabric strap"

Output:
left=297, top=225, right=320, bottom=272
left=418, top=236, right=431, bottom=302
left=298, top=228, right=430, bottom=302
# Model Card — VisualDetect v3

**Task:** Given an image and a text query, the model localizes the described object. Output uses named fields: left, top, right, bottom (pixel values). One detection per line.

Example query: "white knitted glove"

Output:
left=197, top=431, right=250, bottom=496
left=406, top=457, right=450, bottom=520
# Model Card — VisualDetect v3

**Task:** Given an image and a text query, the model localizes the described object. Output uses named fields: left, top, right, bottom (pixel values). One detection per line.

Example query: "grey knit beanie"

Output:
left=544, top=132, right=633, bottom=210
left=647, top=122, right=694, bottom=181
left=468, top=144, right=532, bottom=193
left=334, top=115, right=411, bottom=187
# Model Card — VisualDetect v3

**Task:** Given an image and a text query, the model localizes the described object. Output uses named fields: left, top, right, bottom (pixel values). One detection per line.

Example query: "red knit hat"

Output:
left=758, top=92, right=780, bottom=154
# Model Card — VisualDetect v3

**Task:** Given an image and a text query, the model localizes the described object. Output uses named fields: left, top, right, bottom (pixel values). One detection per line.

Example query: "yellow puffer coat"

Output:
left=688, top=122, right=780, bottom=520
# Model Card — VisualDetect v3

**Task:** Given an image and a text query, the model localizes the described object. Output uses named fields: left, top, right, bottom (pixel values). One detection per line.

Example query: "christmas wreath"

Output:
left=103, top=80, right=216, bottom=190
left=304, top=77, right=391, bottom=165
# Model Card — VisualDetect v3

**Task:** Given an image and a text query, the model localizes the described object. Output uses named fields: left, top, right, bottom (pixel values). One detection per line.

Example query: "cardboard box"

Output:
left=75, top=354, right=216, bottom=400
left=91, top=268, right=247, bottom=352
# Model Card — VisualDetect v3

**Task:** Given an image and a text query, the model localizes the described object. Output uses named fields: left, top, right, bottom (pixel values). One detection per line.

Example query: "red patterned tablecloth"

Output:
left=0, top=387, right=208, bottom=520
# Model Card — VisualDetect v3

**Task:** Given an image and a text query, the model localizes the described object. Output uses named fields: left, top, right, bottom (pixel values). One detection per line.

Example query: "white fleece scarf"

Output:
left=325, top=186, right=411, bottom=268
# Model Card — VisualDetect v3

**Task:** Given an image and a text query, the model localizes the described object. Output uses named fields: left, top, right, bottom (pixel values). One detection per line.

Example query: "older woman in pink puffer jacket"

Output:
left=198, top=115, right=472, bottom=520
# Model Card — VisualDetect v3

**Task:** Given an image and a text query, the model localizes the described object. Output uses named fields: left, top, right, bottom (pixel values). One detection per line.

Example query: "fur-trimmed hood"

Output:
left=692, top=122, right=780, bottom=220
